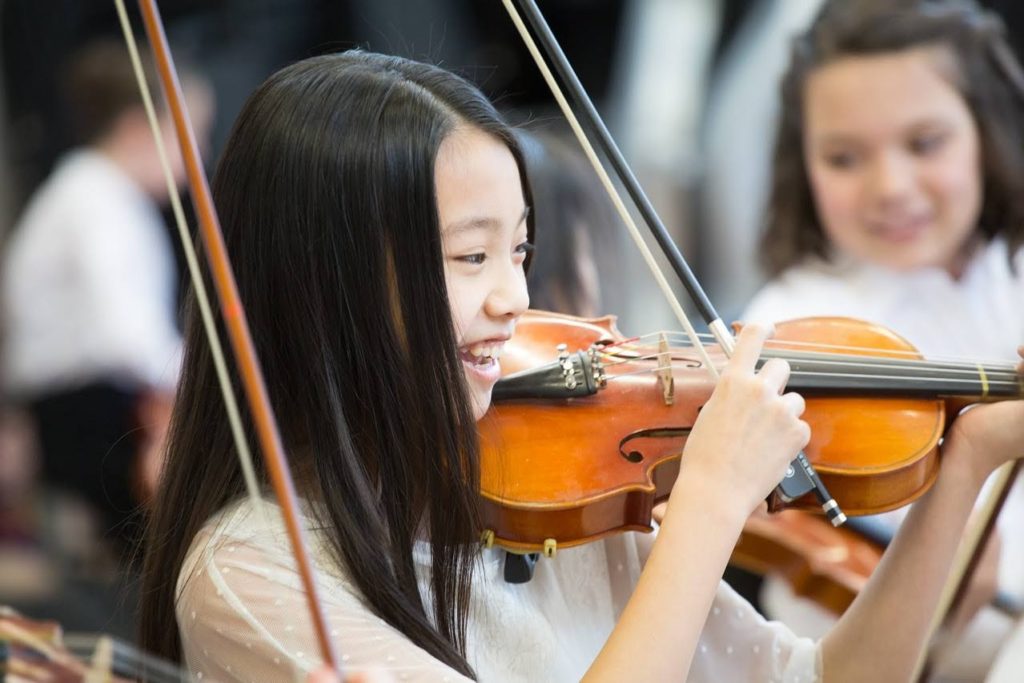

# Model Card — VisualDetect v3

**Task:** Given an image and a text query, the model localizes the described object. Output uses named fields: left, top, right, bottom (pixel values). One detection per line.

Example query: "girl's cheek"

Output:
left=810, top=170, right=854, bottom=226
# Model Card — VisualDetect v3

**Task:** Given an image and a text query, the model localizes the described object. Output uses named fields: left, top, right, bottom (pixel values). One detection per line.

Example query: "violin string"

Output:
left=596, top=346, right=1019, bottom=379
left=599, top=362, right=1022, bottom=390
left=674, top=330, right=1012, bottom=367
left=595, top=334, right=1018, bottom=375
left=597, top=351, right=1019, bottom=386
left=604, top=329, right=1016, bottom=367
left=602, top=329, right=1000, bottom=365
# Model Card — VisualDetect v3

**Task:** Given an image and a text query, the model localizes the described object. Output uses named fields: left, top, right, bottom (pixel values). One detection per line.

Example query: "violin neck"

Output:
left=765, top=351, right=1022, bottom=400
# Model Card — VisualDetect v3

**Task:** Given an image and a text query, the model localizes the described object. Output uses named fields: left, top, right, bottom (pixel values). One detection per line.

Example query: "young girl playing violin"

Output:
left=140, top=50, right=1024, bottom=682
left=742, top=0, right=1024, bottom=676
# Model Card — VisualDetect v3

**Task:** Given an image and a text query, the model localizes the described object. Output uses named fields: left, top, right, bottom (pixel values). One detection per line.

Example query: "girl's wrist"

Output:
left=666, top=466, right=753, bottom=535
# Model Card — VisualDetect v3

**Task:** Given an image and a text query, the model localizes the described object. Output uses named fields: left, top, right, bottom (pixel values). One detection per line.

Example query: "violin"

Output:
left=0, top=608, right=185, bottom=681
left=731, top=511, right=1024, bottom=619
left=479, top=310, right=1022, bottom=555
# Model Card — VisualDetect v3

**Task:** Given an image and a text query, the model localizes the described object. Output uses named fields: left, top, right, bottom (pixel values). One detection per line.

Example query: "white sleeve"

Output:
left=689, top=581, right=822, bottom=683
left=626, top=529, right=821, bottom=682
left=176, top=531, right=472, bottom=683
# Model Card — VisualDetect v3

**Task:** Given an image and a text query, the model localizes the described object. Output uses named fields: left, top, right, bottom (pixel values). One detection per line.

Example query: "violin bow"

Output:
left=113, top=0, right=341, bottom=674
left=500, top=0, right=845, bottom=527
left=913, top=460, right=1022, bottom=680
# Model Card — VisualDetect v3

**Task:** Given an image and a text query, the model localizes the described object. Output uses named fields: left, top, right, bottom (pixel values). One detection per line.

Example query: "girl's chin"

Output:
left=869, top=247, right=958, bottom=274
left=463, top=358, right=501, bottom=419
left=470, top=387, right=493, bottom=420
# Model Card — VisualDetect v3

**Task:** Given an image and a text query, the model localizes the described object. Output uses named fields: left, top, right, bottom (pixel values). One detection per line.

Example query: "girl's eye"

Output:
left=515, top=241, right=535, bottom=256
left=909, top=133, right=946, bottom=156
left=457, top=253, right=486, bottom=265
left=823, top=151, right=858, bottom=170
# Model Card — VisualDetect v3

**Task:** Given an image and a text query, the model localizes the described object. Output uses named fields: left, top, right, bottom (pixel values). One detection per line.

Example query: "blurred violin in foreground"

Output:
left=0, top=608, right=184, bottom=681
left=479, top=310, right=1022, bottom=556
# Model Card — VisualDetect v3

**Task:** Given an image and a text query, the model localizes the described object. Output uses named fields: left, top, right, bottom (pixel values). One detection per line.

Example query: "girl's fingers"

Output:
left=727, top=323, right=774, bottom=376
left=307, top=668, right=340, bottom=683
left=757, top=357, right=792, bottom=394
left=306, top=668, right=395, bottom=683
left=780, top=391, right=806, bottom=418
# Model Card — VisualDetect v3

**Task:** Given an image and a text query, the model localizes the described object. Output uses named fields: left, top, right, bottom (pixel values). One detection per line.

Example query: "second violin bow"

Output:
left=502, top=0, right=845, bottom=526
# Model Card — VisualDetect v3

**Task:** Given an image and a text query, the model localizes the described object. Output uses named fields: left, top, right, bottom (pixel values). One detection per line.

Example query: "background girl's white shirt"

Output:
left=1, top=149, right=182, bottom=395
left=177, top=498, right=820, bottom=682
left=742, top=237, right=1024, bottom=679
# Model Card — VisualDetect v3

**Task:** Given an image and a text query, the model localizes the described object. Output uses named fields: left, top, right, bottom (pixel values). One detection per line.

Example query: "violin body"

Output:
left=479, top=310, right=948, bottom=553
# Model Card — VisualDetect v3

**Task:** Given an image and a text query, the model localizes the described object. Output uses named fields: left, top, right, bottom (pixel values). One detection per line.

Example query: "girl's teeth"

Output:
left=464, top=343, right=503, bottom=360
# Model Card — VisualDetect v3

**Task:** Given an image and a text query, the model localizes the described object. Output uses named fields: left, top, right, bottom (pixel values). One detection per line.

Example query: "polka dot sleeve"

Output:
left=175, top=500, right=821, bottom=682
left=688, top=580, right=821, bottom=683
left=175, top=507, right=471, bottom=683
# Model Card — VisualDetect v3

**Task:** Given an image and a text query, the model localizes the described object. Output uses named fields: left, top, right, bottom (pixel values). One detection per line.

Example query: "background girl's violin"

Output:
left=731, top=510, right=1023, bottom=620
left=479, top=310, right=1022, bottom=555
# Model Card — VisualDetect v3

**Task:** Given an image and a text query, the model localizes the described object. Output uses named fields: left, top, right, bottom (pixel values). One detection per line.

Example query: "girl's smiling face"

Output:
left=435, top=125, right=531, bottom=419
left=803, top=47, right=983, bottom=276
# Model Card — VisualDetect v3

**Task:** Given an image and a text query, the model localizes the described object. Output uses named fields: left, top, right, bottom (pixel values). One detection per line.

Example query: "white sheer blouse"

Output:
left=176, top=498, right=821, bottom=682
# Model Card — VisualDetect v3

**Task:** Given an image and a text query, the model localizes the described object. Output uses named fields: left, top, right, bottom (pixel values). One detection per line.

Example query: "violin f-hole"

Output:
left=618, top=428, right=692, bottom=464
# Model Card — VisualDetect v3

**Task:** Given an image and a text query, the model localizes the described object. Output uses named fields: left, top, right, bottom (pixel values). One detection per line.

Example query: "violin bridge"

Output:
left=657, top=333, right=674, bottom=405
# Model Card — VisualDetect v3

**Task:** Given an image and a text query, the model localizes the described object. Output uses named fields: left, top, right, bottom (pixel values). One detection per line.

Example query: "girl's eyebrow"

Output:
left=810, top=132, right=863, bottom=148
left=814, top=117, right=954, bottom=146
left=445, top=205, right=530, bottom=235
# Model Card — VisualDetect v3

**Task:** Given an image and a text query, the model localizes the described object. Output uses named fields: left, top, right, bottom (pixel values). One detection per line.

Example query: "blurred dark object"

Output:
left=982, top=1, right=1024, bottom=55
left=2, top=0, right=626, bottom=217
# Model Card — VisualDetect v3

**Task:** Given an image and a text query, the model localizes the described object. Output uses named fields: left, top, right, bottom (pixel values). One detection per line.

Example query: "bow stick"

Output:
left=114, top=0, right=341, bottom=673
left=501, top=0, right=845, bottom=526
left=913, top=460, right=1023, bottom=681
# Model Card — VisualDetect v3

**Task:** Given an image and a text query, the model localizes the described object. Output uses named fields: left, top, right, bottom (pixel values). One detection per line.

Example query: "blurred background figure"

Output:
left=739, top=1, right=1024, bottom=680
left=2, top=39, right=212, bottom=557
left=0, top=37, right=211, bottom=641
left=698, top=0, right=825, bottom=319
left=520, top=127, right=618, bottom=319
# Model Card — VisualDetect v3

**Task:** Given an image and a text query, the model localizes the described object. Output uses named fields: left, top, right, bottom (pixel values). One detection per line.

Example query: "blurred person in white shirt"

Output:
left=1, top=39, right=213, bottom=557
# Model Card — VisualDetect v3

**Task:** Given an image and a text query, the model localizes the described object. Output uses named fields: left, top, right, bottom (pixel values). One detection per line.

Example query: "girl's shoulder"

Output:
left=176, top=497, right=348, bottom=603
left=974, top=236, right=1024, bottom=283
left=174, top=498, right=470, bottom=682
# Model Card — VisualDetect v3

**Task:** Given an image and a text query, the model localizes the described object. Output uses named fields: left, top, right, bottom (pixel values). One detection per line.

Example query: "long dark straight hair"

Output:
left=760, top=0, right=1024, bottom=276
left=139, top=52, right=533, bottom=677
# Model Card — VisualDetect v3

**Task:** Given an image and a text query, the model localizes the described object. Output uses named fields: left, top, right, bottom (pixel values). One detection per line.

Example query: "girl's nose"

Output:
left=868, top=151, right=915, bottom=204
left=485, top=266, right=530, bottom=319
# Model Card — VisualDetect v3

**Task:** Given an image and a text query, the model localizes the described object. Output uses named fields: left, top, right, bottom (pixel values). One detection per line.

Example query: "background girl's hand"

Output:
left=944, top=400, right=1024, bottom=482
left=942, top=345, right=1024, bottom=482
left=677, top=323, right=810, bottom=514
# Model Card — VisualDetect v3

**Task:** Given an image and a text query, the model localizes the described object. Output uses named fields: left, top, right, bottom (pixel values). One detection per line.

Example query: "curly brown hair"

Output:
left=760, top=0, right=1024, bottom=276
